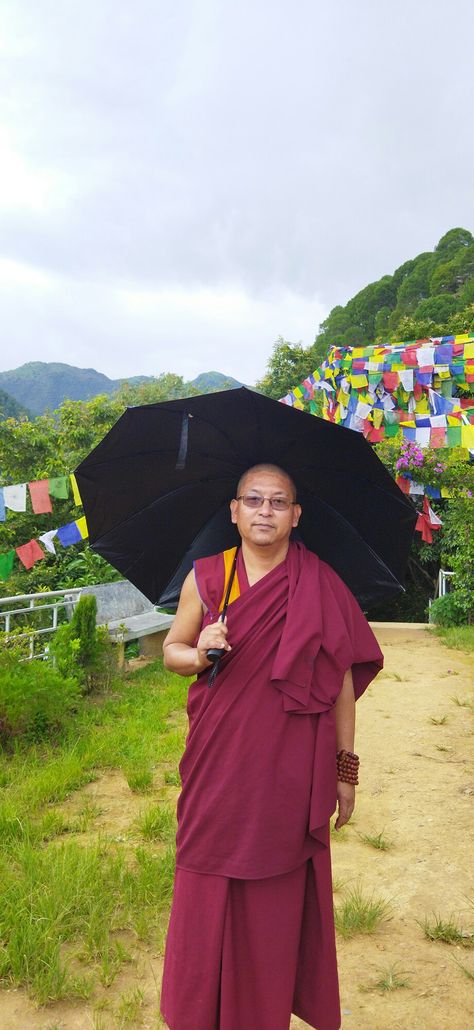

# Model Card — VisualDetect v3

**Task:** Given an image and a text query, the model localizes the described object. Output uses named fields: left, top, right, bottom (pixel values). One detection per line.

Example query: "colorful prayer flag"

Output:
left=0, top=550, right=15, bottom=580
left=48, top=476, right=70, bottom=499
left=57, top=521, right=82, bottom=546
left=16, top=539, right=45, bottom=570
left=28, top=479, right=53, bottom=515
left=3, top=483, right=27, bottom=512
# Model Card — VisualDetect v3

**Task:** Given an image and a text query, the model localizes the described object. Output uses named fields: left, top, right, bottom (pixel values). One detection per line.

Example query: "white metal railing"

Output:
left=437, top=570, right=455, bottom=598
left=0, top=587, right=82, bottom=660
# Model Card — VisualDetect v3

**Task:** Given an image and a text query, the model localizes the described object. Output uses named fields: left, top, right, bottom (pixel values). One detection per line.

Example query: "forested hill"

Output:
left=0, top=388, right=31, bottom=420
left=0, top=363, right=244, bottom=418
left=257, top=227, right=474, bottom=399
left=314, top=227, right=474, bottom=363
left=0, top=363, right=154, bottom=418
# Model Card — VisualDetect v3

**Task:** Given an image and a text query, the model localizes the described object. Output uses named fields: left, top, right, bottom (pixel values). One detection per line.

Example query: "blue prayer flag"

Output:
left=57, top=521, right=82, bottom=546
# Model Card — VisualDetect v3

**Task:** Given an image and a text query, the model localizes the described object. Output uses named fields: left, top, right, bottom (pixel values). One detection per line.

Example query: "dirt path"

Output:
left=1, top=626, right=473, bottom=1029
left=293, top=624, right=474, bottom=1030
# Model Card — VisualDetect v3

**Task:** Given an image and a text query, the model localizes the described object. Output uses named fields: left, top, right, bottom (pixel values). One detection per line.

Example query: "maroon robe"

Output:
left=161, top=542, right=383, bottom=1030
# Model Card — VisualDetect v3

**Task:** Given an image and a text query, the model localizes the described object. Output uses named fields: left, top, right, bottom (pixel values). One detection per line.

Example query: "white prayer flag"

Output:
left=4, top=483, right=27, bottom=511
left=38, top=529, right=58, bottom=554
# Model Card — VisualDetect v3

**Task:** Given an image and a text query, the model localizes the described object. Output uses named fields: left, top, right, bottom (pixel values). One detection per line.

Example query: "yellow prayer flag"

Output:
left=70, top=473, right=82, bottom=506
left=440, top=487, right=452, bottom=498
left=349, top=374, right=368, bottom=388
left=352, top=347, right=365, bottom=357
left=373, top=409, right=384, bottom=429
left=76, top=516, right=89, bottom=539
left=461, top=425, right=474, bottom=448
left=447, top=415, right=462, bottom=426
left=464, top=342, right=474, bottom=359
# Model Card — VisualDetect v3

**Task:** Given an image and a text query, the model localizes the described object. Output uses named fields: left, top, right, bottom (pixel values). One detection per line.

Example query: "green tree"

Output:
left=256, top=337, right=317, bottom=399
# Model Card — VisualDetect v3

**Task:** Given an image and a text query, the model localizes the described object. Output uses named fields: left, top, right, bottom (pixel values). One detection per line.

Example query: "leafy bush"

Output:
left=50, top=596, right=117, bottom=693
left=429, top=592, right=471, bottom=628
left=0, top=653, right=80, bottom=748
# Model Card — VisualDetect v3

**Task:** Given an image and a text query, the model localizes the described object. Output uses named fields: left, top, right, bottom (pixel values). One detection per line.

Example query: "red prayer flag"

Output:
left=28, top=479, right=53, bottom=514
left=430, top=427, right=446, bottom=449
left=415, top=497, right=442, bottom=544
left=367, top=427, right=385, bottom=443
left=383, top=372, right=399, bottom=391
left=396, top=476, right=410, bottom=495
left=16, top=539, right=45, bottom=569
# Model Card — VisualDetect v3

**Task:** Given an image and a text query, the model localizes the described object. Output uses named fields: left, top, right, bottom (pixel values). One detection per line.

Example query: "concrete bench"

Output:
left=80, top=581, right=174, bottom=662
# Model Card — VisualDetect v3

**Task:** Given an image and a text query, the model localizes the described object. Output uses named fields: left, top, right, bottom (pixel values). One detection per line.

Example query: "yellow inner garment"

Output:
left=218, top=546, right=241, bottom=612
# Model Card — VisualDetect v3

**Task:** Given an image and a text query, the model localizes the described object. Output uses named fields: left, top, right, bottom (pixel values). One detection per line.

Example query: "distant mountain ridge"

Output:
left=0, top=362, right=245, bottom=417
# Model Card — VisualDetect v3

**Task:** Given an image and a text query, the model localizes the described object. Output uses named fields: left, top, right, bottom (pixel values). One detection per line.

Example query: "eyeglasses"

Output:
left=236, top=494, right=297, bottom=511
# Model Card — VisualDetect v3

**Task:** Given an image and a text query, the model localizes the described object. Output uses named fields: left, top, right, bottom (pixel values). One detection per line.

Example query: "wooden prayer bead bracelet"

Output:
left=336, top=749, right=360, bottom=785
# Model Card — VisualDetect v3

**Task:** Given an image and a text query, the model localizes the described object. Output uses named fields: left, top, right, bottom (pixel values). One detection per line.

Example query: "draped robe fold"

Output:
left=161, top=541, right=383, bottom=1030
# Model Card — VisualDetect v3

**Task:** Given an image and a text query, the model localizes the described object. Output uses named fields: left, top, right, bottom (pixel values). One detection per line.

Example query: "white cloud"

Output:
left=0, top=0, right=472, bottom=383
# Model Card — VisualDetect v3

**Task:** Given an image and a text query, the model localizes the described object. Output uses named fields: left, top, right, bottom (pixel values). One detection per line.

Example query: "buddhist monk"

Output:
left=160, top=464, right=383, bottom=1030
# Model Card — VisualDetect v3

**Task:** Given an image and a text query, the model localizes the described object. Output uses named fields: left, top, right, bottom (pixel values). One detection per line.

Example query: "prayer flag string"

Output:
left=280, top=334, right=474, bottom=449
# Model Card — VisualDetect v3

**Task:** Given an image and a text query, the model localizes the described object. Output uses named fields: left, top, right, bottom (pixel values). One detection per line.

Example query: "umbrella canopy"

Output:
left=75, top=387, right=417, bottom=609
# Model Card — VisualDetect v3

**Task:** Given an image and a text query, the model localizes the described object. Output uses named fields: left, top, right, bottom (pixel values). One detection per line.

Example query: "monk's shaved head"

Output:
left=236, top=464, right=297, bottom=501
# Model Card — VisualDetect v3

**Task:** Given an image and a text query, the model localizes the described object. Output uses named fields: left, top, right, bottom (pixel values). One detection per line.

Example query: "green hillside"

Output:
left=313, top=226, right=474, bottom=364
left=258, top=227, right=474, bottom=399
left=0, top=363, right=243, bottom=417
left=0, top=388, right=31, bottom=421
left=189, top=371, right=245, bottom=391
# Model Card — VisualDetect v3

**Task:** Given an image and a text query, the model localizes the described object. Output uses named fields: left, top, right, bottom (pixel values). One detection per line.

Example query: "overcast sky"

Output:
left=0, top=0, right=473, bottom=386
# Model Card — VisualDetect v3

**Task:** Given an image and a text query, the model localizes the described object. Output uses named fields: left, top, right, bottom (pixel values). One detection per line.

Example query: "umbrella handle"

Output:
left=205, top=547, right=239, bottom=671
left=206, top=646, right=225, bottom=664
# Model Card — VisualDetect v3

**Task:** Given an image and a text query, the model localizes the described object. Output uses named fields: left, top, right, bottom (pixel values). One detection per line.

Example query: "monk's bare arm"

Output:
left=162, top=570, right=231, bottom=677
left=334, top=667, right=356, bottom=753
left=334, top=668, right=356, bottom=830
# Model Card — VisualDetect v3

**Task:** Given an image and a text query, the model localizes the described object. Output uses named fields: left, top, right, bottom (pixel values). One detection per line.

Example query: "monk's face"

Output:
left=230, top=470, right=301, bottom=548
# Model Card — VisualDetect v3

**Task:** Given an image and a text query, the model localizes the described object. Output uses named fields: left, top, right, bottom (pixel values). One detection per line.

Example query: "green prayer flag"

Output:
left=0, top=550, right=15, bottom=581
left=309, top=400, right=318, bottom=414
left=385, top=422, right=401, bottom=439
left=48, top=476, right=69, bottom=499
left=440, top=379, right=453, bottom=399
left=447, top=426, right=462, bottom=447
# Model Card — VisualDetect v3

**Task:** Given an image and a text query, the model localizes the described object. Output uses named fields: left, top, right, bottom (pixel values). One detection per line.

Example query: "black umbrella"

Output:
left=75, top=387, right=417, bottom=609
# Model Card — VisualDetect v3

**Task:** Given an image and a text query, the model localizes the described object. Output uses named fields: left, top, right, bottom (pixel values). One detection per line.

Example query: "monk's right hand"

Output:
left=196, top=619, right=231, bottom=667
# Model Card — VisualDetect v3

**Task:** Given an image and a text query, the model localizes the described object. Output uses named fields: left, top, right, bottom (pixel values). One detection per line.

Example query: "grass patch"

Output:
left=420, top=914, right=474, bottom=946
left=335, top=885, right=390, bottom=938
left=451, top=695, right=472, bottom=708
left=136, top=804, right=176, bottom=843
left=359, top=829, right=392, bottom=851
left=429, top=625, right=474, bottom=653
left=124, top=766, right=154, bottom=794
left=115, top=985, right=145, bottom=1025
left=429, top=715, right=448, bottom=725
left=360, top=963, right=411, bottom=993
left=0, top=659, right=186, bottom=1001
